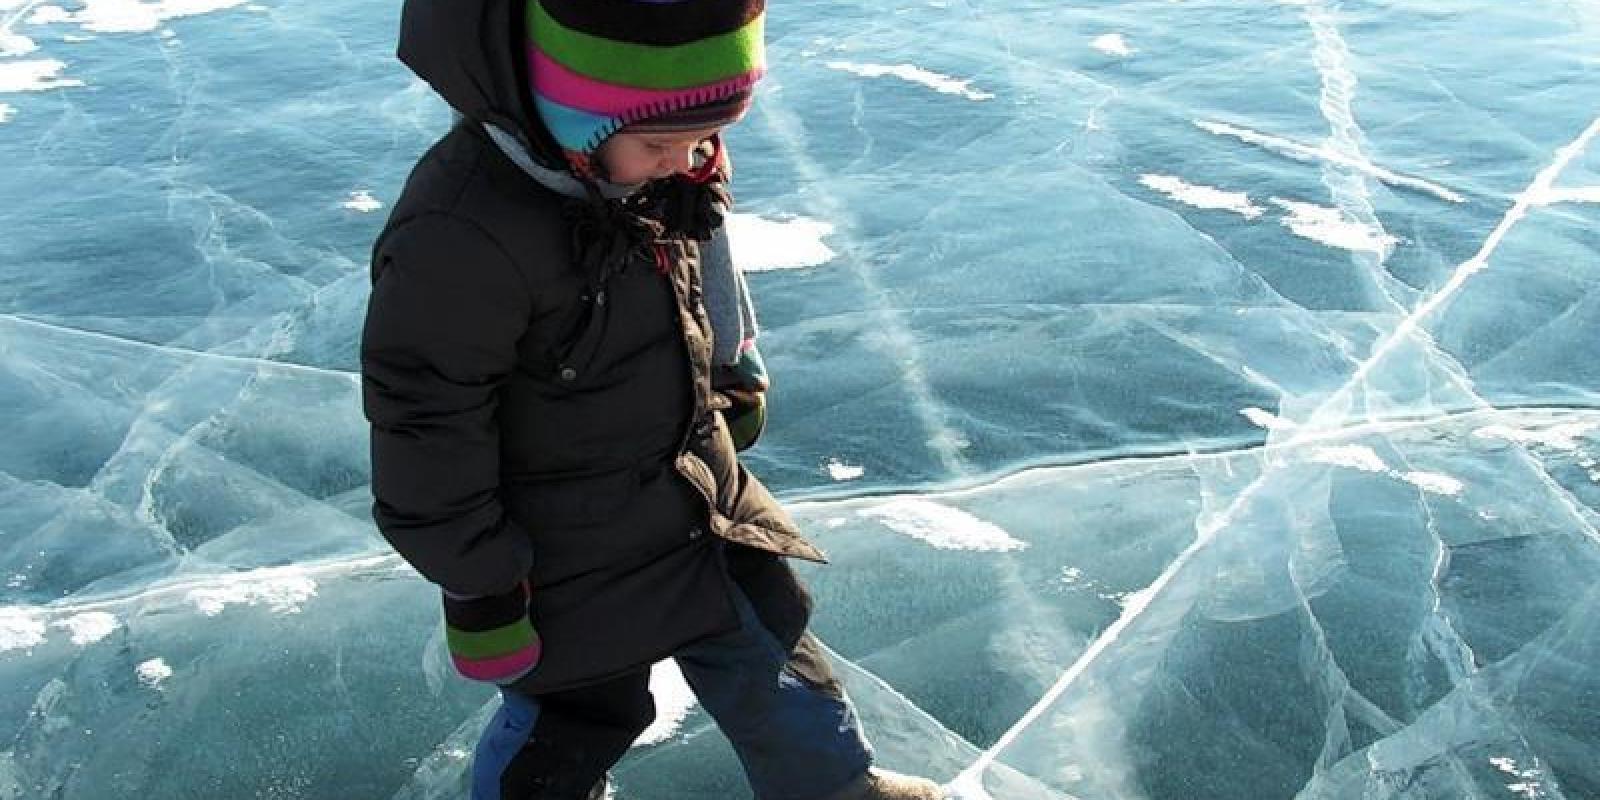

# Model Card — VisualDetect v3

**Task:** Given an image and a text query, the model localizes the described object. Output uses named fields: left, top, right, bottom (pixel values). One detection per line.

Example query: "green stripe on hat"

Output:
left=445, top=621, right=539, bottom=660
left=530, top=2, right=764, bottom=90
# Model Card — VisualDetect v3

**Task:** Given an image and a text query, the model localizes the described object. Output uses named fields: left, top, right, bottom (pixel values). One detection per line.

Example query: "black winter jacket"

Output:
left=360, top=0, right=823, bottom=693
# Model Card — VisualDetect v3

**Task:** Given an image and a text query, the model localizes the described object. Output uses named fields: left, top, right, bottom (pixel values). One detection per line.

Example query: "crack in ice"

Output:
left=755, top=87, right=975, bottom=479
left=1195, top=120, right=1467, bottom=205
left=0, top=313, right=358, bottom=381
left=954, top=114, right=1600, bottom=793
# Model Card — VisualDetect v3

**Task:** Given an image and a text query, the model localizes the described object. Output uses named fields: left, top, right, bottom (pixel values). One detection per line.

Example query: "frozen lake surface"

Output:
left=2, top=1, right=1598, bottom=797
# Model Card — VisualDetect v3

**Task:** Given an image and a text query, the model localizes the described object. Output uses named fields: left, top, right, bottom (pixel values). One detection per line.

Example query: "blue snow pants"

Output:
left=470, top=587, right=874, bottom=800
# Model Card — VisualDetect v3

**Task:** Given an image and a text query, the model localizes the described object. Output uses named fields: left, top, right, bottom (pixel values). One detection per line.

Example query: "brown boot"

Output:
left=822, top=768, right=944, bottom=800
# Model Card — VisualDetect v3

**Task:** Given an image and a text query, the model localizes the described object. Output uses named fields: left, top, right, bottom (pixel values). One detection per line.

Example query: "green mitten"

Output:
left=715, top=346, right=769, bottom=451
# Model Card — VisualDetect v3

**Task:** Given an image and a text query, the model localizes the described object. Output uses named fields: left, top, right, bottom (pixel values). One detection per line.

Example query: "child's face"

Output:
left=598, top=125, right=725, bottom=185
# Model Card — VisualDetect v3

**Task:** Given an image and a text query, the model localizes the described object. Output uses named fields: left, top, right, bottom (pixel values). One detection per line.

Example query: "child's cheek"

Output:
left=603, top=152, right=644, bottom=184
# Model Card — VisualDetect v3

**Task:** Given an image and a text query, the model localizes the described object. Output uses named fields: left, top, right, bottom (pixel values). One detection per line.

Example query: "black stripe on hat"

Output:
left=538, top=0, right=764, bottom=48
left=623, top=89, right=754, bottom=133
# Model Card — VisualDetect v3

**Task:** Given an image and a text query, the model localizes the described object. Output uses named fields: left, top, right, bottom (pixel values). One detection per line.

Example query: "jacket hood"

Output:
left=482, top=122, right=642, bottom=201
left=398, top=0, right=565, bottom=169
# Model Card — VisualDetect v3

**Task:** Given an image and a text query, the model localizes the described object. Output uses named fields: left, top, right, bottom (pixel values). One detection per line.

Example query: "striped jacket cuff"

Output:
left=441, top=582, right=541, bottom=685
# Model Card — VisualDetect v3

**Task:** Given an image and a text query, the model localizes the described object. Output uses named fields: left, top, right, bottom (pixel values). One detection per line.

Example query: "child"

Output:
left=360, top=0, right=944, bottom=798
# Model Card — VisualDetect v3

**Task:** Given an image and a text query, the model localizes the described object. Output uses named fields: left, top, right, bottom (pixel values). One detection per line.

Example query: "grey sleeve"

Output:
left=737, top=262, right=759, bottom=344
left=700, top=222, right=749, bottom=367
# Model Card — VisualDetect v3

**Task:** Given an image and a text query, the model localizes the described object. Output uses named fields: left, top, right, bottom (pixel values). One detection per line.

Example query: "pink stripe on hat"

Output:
left=530, top=46, right=764, bottom=120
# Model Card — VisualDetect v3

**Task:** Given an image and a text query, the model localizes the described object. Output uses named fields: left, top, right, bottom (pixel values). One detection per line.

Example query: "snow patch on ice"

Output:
left=1489, top=757, right=1548, bottom=800
left=342, top=189, right=382, bottom=213
left=1141, top=174, right=1265, bottom=219
left=136, top=658, right=173, bottom=688
left=1474, top=420, right=1596, bottom=451
left=0, top=29, right=37, bottom=56
left=1310, top=445, right=1388, bottom=473
left=824, top=61, right=994, bottom=101
left=1240, top=407, right=1295, bottom=431
left=634, top=661, right=698, bottom=746
left=43, top=0, right=249, bottom=34
left=0, top=103, right=14, bottom=123
left=188, top=573, right=317, bottom=616
left=1401, top=471, right=1464, bottom=497
left=860, top=498, right=1026, bottom=552
left=1091, top=33, right=1134, bottom=57
left=0, top=609, right=47, bottom=652
left=1310, top=448, right=1464, bottom=496
left=55, top=612, right=120, bottom=645
left=0, top=59, right=83, bottom=92
left=727, top=213, right=837, bottom=271
left=26, top=5, right=72, bottom=24
left=1271, top=197, right=1401, bottom=254
left=825, top=459, right=865, bottom=481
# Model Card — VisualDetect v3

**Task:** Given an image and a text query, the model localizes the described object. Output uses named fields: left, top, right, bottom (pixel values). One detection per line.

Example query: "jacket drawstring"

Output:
left=652, top=242, right=672, bottom=276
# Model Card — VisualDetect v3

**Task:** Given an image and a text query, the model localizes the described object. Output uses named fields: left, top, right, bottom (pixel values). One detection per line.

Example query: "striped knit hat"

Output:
left=527, top=0, right=766, bottom=172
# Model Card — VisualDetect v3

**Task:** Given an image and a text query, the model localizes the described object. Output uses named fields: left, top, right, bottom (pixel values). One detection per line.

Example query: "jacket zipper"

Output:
left=662, top=241, right=704, bottom=459
left=659, top=240, right=717, bottom=531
